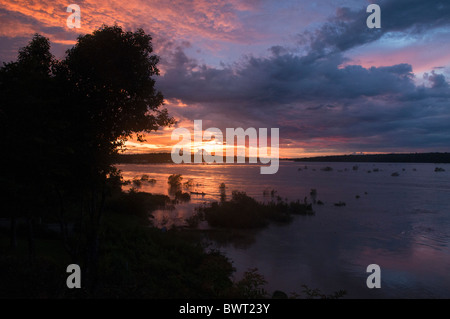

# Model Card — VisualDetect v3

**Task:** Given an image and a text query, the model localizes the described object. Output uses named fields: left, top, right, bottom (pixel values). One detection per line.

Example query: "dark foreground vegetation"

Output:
left=0, top=24, right=184, bottom=297
left=0, top=188, right=237, bottom=298
left=0, top=187, right=289, bottom=298
left=0, top=187, right=339, bottom=298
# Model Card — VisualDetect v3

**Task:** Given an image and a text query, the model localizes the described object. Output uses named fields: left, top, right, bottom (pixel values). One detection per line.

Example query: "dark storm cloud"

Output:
left=157, top=0, right=450, bottom=153
left=159, top=50, right=417, bottom=105
left=159, top=47, right=449, bottom=151
left=424, top=71, right=449, bottom=89
left=304, top=0, right=450, bottom=55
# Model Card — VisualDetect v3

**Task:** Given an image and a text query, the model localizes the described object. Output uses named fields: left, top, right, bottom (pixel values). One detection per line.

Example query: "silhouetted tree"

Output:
left=0, top=26, right=174, bottom=290
left=0, top=34, right=58, bottom=260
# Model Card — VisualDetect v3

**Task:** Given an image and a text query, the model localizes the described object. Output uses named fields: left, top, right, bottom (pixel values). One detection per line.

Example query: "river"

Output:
left=116, top=161, right=450, bottom=298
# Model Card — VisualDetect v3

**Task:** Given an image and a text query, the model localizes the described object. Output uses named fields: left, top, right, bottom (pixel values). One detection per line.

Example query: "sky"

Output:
left=1, top=0, right=450, bottom=157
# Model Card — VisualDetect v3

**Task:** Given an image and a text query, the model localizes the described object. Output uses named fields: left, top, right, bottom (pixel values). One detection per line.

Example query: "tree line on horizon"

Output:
left=293, top=152, right=450, bottom=163
left=114, top=151, right=450, bottom=164
left=114, top=152, right=256, bottom=164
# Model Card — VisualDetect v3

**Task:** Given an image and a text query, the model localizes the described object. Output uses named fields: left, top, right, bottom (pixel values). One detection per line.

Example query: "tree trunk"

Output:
left=56, top=187, right=78, bottom=262
left=26, top=214, right=35, bottom=263
left=85, top=184, right=106, bottom=294
left=10, top=214, right=17, bottom=249
left=10, top=191, right=19, bottom=249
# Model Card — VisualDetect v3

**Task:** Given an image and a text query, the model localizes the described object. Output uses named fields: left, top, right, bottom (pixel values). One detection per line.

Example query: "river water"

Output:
left=116, top=161, right=450, bottom=298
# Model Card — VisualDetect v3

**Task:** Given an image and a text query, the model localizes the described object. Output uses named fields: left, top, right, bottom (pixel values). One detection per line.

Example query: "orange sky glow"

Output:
left=1, top=0, right=449, bottom=158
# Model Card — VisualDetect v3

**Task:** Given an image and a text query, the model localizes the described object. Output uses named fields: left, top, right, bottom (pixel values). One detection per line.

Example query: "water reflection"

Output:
left=116, top=161, right=450, bottom=298
left=201, top=229, right=259, bottom=250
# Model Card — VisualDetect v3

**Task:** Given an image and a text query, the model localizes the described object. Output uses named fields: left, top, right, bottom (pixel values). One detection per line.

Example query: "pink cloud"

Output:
left=343, top=35, right=450, bottom=75
left=0, top=0, right=267, bottom=63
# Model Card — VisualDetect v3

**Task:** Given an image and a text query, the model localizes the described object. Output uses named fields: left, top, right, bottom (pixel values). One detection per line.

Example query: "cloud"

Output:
left=424, top=71, right=449, bottom=89
left=158, top=42, right=449, bottom=152
left=1, top=0, right=449, bottom=155
left=0, top=0, right=263, bottom=44
left=159, top=50, right=418, bottom=110
left=155, top=0, right=450, bottom=154
left=301, top=0, right=450, bottom=55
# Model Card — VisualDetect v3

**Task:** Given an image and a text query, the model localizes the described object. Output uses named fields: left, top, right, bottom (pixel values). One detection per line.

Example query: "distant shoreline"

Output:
left=115, top=152, right=450, bottom=164
left=292, top=152, right=450, bottom=163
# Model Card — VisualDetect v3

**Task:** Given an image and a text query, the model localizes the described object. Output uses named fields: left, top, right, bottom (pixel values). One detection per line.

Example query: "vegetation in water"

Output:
left=192, top=191, right=314, bottom=229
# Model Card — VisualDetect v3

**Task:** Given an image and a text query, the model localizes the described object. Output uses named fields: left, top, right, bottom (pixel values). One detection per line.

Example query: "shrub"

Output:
left=168, top=174, right=183, bottom=187
left=234, top=268, right=268, bottom=299
left=197, top=191, right=313, bottom=229
left=175, top=190, right=191, bottom=202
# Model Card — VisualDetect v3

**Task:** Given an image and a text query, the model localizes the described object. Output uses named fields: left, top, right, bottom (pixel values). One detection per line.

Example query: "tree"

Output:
left=0, top=34, right=57, bottom=259
left=56, top=25, right=175, bottom=290
left=0, top=25, right=174, bottom=290
left=60, top=24, right=173, bottom=150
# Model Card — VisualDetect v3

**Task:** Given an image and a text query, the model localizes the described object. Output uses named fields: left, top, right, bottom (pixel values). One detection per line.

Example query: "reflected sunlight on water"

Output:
left=116, top=161, right=450, bottom=298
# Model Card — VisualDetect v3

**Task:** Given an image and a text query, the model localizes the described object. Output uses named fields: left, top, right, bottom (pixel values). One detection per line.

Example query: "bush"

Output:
left=197, top=191, right=313, bottom=229
left=234, top=268, right=268, bottom=299
left=96, top=221, right=236, bottom=298
left=175, top=190, right=191, bottom=202
left=168, top=174, right=183, bottom=187
left=106, top=189, right=170, bottom=223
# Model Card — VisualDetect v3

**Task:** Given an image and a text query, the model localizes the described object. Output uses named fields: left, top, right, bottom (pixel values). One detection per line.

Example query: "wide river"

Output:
left=116, top=161, right=450, bottom=298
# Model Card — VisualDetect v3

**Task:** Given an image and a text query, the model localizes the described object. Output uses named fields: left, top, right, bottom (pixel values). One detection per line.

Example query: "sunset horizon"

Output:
left=1, top=0, right=450, bottom=304
left=1, top=0, right=449, bottom=158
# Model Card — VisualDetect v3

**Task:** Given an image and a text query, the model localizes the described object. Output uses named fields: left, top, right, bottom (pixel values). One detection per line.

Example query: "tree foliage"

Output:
left=0, top=26, right=174, bottom=288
